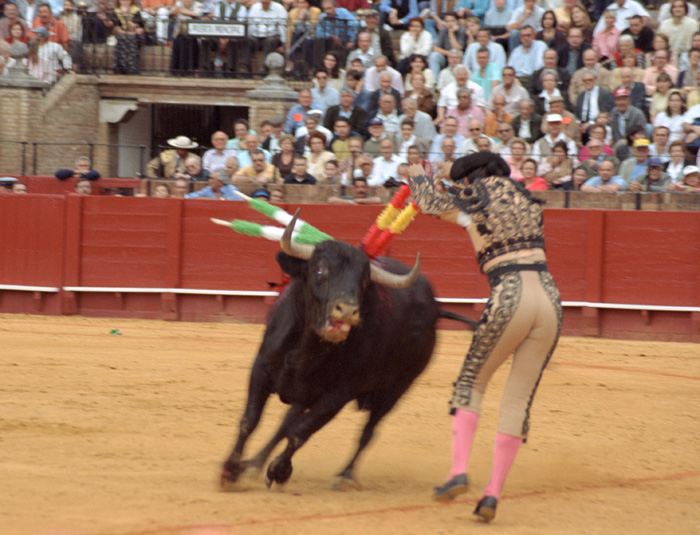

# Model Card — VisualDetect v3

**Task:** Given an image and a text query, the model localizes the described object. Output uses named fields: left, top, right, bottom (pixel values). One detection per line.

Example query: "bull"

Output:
left=220, top=211, right=472, bottom=490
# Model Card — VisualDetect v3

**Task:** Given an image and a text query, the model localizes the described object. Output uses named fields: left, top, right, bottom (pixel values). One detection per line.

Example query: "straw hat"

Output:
left=167, top=136, right=198, bottom=149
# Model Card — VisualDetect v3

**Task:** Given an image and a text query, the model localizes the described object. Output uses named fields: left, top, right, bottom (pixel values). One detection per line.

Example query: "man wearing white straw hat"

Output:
left=146, top=135, right=200, bottom=179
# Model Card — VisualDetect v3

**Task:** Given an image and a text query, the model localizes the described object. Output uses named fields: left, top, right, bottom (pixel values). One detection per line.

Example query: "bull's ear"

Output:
left=276, top=251, right=306, bottom=278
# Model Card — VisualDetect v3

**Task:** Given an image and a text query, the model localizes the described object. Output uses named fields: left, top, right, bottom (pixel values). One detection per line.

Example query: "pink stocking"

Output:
left=448, top=409, right=479, bottom=479
left=483, top=432, right=523, bottom=499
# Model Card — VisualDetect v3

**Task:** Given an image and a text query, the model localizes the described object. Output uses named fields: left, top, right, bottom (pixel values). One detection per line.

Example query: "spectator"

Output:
left=109, top=0, right=145, bottom=75
left=471, top=47, right=501, bottom=100
left=327, top=177, right=382, bottom=204
left=364, top=54, right=404, bottom=95
left=657, top=0, right=697, bottom=57
left=295, top=110, right=333, bottom=152
left=403, top=54, right=435, bottom=93
left=483, top=0, right=511, bottom=47
left=399, top=97, right=435, bottom=139
left=506, top=25, right=546, bottom=87
left=610, top=66, right=646, bottom=114
left=404, top=144, right=432, bottom=177
left=55, top=156, right=101, bottom=180
left=431, top=136, right=458, bottom=179
left=649, top=126, right=671, bottom=164
left=346, top=31, right=377, bottom=70
left=311, top=67, right=341, bottom=115
left=534, top=70, right=564, bottom=117
left=397, top=17, right=432, bottom=74
left=506, top=0, right=544, bottom=53
left=643, top=49, right=679, bottom=97
left=576, top=70, right=614, bottom=138
left=504, top=137, right=528, bottom=179
left=227, top=119, right=256, bottom=151
left=557, top=26, right=590, bottom=79
left=484, top=94, right=513, bottom=139
left=529, top=49, right=570, bottom=99
left=232, top=149, right=281, bottom=188
left=537, top=9, right=565, bottom=50
left=362, top=9, right=396, bottom=66
left=510, top=99, right=540, bottom=144
left=146, top=135, right=199, bottom=179
left=319, top=159, right=341, bottom=184
left=344, top=69, right=371, bottom=112
left=336, top=136, right=364, bottom=182
left=494, top=121, right=517, bottom=156
left=655, top=91, right=687, bottom=142
left=367, top=71, right=402, bottom=117
left=151, top=183, right=171, bottom=198
left=429, top=116, right=466, bottom=159
left=618, top=138, right=651, bottom=183
left=11, top=181, right=28, bottom=193
left=59, top=0, right=82, bottom=66
left=517, top=157, right=548, bottom=190
left=619, top=14, right=653, bottom=55
left=269, top=186, right=285, bottom=202
left=363, top=117, right=388, bottom=157
left=306, top=131, right=335, bottom=181
left=202, top=131, right=237, bottom=171
left=250, top=187, right=271, bottom=200
left=0, top=2, right=29, bottom=41
left=428, top=12, right=467, bottom=79
left=323, top=87, right=367, bottom=135
left=663, top=139, right=692, bottom=183
left=316, top=0, right=357, bottom=66
left=579, top=137, right=620, bottom=177
left=330, top=116, right=362, bottom=159
left=592, top=0, right=649, bottom=38
left=609, top=88, right=647, bottom=144
left=678, top=47, right=700, bottom=96
left=628, top=158, right=673, bottom=192
left=27, top=25, right=73, bottom=83
left=678, top=31, right=700, bottom=72
left=74, top=178, right=92, bottom=195
left=371, top=94, right=402, bottom=137
left=224, top=155, right=239, bottom=182
left=370, top=137, right=403, bottom=186
left=31, top=3, right=69, bottom=50
left=458, top=118, right=498, bottom=155
left=612, top=35, right=645, bottom=72
left=271, top=134, right=299, bottom=177
left=666, top=165, right=700, bottom=192
left=538, top=140, right=578, bottom=189
left=246, top=0, right=287, bottom=67
left=284, top=155, right=316, bottom=184
left=396, top=119, right=430, bottom=159
left=171, top=179, right=190, bottom=198
left=532, top=113, right=577, bottom=160
left=379, top=0, right=419, bottom=31
left=569, top=48, right=612, bottom=109
left=435, top=64, right=487, bottom=125
left=237, top=134, right=272, bottom=168
left=490, top=66, right=530, bottom=116
left=436, top=48, right=463, bottom=91
left=261, top=116, right=285, bottom=155
left=404, top=71, right=435, bottom=116
left=174, top=155, right=209, bottom=182
left=169, top=0, right=202, bottom=75
left=285, top=0, right=321, bottom=75
left=580, top=160, right=628, bottom=192
left=614, top=127, right=646, bottom=162
left=446, top=88, right=486, bottom=137
left=348, top=153, right=374, bottom=184
left=592, top=10, right=621, bottom=68
left=186, top=167, right=244, bottom=199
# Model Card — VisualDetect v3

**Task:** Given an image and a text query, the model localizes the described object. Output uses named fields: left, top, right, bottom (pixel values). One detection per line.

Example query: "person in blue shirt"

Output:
left=284, top=88, right=315, bottom=135
left=316, top=0, right=358, bottom=65
left=185, top=168, right=245, bottom=200
left=379, top=0, right=420, bottom=30
left=580, top=160, right=628, bottom=192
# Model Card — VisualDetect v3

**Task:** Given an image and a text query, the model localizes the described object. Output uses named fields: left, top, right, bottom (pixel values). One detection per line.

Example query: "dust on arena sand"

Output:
left=1, top=313, right=698, bottom=535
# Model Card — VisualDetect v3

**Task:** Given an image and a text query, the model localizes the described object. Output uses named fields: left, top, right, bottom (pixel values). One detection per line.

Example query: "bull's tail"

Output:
left=438, top=309, right=479, bottom=331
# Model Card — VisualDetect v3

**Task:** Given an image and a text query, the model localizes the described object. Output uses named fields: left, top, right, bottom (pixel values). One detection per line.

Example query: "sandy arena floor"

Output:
left=1, top=313, right=699, bottom=535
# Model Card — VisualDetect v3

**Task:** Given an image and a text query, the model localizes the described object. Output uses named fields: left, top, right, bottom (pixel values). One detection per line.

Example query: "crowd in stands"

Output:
left=5, top=0, right=700, bottom=195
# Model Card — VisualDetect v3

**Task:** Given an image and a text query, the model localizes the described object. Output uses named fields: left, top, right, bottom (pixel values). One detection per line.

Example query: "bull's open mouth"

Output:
left=319, top=320, right=352, bottom=342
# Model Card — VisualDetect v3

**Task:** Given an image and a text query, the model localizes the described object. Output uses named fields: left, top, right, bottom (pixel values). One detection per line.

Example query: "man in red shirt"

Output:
left=30, top=3, right=69, bottom=51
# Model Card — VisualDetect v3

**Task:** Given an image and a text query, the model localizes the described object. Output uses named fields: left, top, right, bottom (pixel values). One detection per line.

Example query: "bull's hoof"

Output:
left=330, top=474, right=362, bottom=491
left=265, top=457, right=293, bottom=488
left=220, top=460, right=262, bottom=490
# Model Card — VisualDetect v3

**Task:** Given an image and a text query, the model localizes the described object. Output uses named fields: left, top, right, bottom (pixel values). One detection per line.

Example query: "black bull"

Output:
left=221, top=215, right=476, bottom=489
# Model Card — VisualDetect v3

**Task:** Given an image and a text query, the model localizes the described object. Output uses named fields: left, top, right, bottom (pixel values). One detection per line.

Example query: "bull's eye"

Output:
left=316, top=265, right=328, bottom=278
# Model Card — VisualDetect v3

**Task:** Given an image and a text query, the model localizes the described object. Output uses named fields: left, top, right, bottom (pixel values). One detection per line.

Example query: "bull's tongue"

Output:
left=326, top=320, right=351, bottom=334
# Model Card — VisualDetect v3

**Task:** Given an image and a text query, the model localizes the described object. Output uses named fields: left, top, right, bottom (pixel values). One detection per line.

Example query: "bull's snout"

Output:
left=331, top=302, right=360, bottom=325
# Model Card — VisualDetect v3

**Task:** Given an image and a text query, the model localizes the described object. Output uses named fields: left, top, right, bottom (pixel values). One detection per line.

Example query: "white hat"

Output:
left=546, top=113, right=563, bottom=122
left=683, top=165, right=700, bottom=176
left=167, top=135, right=199, bottom=149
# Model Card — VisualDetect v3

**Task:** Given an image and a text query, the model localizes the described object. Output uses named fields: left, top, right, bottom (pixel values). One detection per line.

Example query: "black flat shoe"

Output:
left=433, top=473, right=468, bottom=502
left=473, top=495, right=498, bottom=522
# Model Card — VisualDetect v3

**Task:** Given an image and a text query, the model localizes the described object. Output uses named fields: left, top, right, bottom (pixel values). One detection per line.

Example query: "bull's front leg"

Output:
left=265, top=395, right=348, bottom=488
left=221, top=356, right=273, bottom=488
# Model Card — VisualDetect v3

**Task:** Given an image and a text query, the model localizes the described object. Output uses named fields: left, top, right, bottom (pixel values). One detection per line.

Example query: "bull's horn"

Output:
left=370, top=253, right=421, bottom=289
left=281, top=209, right=315, bottom=260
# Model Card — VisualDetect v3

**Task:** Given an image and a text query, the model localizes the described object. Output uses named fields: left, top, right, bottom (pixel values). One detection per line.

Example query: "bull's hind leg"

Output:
left=221, top=356, right=274, bottom=488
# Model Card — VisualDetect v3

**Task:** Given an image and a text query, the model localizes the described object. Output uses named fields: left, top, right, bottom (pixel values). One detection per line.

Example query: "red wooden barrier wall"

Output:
left=1, top=194, right=699, bottom=342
